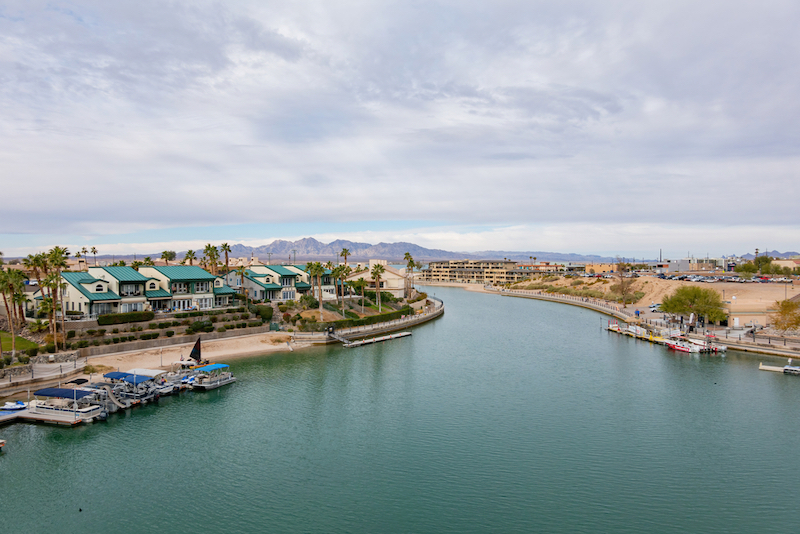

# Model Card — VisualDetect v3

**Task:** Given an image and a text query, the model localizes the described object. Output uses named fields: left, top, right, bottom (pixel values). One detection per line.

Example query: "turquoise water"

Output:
left=1, top=286, right=799, bottom=533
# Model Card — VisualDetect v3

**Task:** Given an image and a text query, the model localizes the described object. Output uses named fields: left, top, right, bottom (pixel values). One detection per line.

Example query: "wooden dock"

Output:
left=759, top=362, right=790, bottom=373
left=0, top=409, right=25, bottom=426
left=344, top=332, right=412, bottom=348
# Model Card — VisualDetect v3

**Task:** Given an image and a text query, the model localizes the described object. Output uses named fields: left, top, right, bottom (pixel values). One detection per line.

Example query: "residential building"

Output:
left=421, top=260, right=527, bottom=285
left=345, top=260, right=407, bottom=298
left=139, top=266, right=223, bottom=311
left=224, top=264, right=308, bottom=302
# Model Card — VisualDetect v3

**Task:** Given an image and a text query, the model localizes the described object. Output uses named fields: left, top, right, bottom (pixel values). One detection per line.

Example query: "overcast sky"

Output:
left=1, top=1, right=798, bottom=259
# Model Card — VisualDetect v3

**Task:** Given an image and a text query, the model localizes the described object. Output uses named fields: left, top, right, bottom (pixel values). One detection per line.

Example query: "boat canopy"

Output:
left=126, top=368, right=166, bottom=378
left=195, top=363, right=229, bottom=372
left=123, top=375, right=153, bottom=385
left=34, top=388, right=95, bottom=400
left=104, top=372, right=131, bottom=380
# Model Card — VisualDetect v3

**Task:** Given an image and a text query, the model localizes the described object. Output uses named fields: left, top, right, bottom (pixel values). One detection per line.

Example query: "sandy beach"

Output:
left=87, top=332, right=307, bottom=373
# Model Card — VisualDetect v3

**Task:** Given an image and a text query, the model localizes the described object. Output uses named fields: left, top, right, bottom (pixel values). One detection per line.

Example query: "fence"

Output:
left=499, top=288, right=633, bottom=320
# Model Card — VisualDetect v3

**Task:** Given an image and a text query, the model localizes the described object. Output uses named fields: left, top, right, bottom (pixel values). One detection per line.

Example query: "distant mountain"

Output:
left=739, top=250, right=800, bottom=260
left=207, top=237, right=618, bottom=263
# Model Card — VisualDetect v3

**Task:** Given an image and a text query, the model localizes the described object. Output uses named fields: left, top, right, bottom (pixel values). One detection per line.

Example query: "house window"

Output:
left=172, top=282, right=188, bottom=294
left=149, top=282, right=156, bottom=290
left=120, top=284, right=140, bottom=297
left=197, top=298, right=212, bottom=309
left=95, top=284, right=104, bottom=292
left=281, top=277, right=292, bottom=287
left=120, top=302, right=143, bottom=313
left=173, top=299, right=192, bottom=310
left=195, top=281, right=210, bottom=293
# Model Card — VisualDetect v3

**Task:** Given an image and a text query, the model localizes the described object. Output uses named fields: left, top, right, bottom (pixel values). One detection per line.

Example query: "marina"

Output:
left=606, top=320, right=728, bottom=354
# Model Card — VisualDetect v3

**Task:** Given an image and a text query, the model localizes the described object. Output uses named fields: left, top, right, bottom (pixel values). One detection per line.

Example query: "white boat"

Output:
left=26, top=388, right=105, bottom=425
left=666, top=339, right=701, bottom=353
left=191, top=363, right=236, bottom=391
left=2, top=401, right=27, bottom=411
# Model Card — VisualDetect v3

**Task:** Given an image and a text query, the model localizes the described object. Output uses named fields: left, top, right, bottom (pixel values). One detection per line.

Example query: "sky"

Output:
left=1, top=1, right=798, bottom=259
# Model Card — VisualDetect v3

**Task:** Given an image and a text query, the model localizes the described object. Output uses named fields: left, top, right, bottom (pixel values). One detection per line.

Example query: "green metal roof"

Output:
left=98, top=266, right=151, bottom=283
left=295, top=281, right=311, bottom=289
left=145, top=289, right=172, bottom=299
left=246, top=275, right=281, bottom=290
left=265, top=265, right=298, bottom=277
left=213, top=285, right=236, bottom=295
left=150, top=266, right=216, bottom=282
left=62, top=272, right=121, bottom=302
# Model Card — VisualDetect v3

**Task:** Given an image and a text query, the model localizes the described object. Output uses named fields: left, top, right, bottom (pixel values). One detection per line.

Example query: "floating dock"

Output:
left=0, top=408, right=86, bottom=426
left=758, top=362, right=800, bottom=374
left=344, top=332, right=412, bottom=348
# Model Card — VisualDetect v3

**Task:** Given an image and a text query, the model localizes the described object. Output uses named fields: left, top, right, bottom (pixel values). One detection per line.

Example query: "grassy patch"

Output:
left=1, top=331, right=39, bottom=351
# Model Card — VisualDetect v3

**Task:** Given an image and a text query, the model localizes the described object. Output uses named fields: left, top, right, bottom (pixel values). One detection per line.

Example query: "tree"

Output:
left=331, top=265, right=346, bottom=317
left=47, top=246, right=69, bottom=350
left=220, top=243, right=231, bottom=274
left=614, top=257, right=634, bottom=306
left=350, top=277, right=367, bottom=314
left=161, top=250, right=176, bottom=266
left=735, top=262, right=757, bottom=274
left=131, top=260, right=143, bottom=271
left=0, top=268, right=27, bottom=358
left=203, top=244, right=219, bottom=275
left=770, top=300, right=800, bottom=335
left=91, top=246, right=98, bottom=266
left=371, top=263, right=386, bottom=313
left=236, top=265, right=249, bottom=303
left=307, top=262, right=326, bottom=321
left=754, top=255, right=772, bottom=275
left=185, top=250, right=196, bottom=266
left=340, top=248, right=350, bottom=267
left=143, top=256, right=155, bottom=266
left=661, top=286, right=727, bottom=324
left=404, top=252, right=414, bottom=298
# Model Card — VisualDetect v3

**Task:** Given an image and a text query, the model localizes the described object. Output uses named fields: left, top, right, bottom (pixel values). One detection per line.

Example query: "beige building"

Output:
left=345, top=260, right=407, bottom=298
left=421, top=260, right=527, bottom=285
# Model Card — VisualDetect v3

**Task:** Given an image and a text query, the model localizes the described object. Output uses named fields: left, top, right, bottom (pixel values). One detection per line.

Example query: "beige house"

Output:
left=346, top=260, right=406, bottom=298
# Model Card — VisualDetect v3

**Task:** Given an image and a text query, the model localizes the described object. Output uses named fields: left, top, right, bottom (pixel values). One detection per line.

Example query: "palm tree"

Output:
left=371, top=263, right=386, bottom=313
left=143, top=256, right=155, bottom=266
left=236, top=265, right=248, bottom=303
left=0, top=269, right=27, bottom=358
left=414, top=261, right=422, bottom=289
left=307, top=262, right=326, bottom=321
left=221, top=243, right=231, bottom=274
left=203, top=244, right=219, bottom=275
left=404, top=252, right=414, bottom=298
left=131, top=260, right=143, bottom=271
left=91, top=246, right=98, bottom=266
left=185, top=250, right=196, bottom=266
left=304, top=262, right=316, bottom=303
left=351, top=277, right=367, bottom=314
left=161, top=250, right=176, bottom=266
left=340, top=248, right=350, bottom=267
left=331, top=265, right=348, bottom=318
left=47, top=246, right=69, bottom=350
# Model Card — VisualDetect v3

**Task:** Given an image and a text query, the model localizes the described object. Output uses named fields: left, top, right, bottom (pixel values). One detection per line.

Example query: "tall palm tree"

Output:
left=414, top=261, right=422, bottom=290
left=305, top=262, right=317, bottom=303
left=371, top=263, right=386, bottom=313
left=236, top=265, right=248, bottom=303
left=404, top=252, right=414, bottom=298
left=340, top=248, right=350, bottom=267
left=307, top=262, right=325, bottom=321
left=0, top=269, right=26, bottom=358
left=185, top=250, right=196, bottom=266
left=203, top=244, right=219, bottom=275
left=47, top=246, right=69, bottom=350
left=221, top=243, right=231, bottom=274
left=91, top=246, right=98, bottom=266
left=143, top=256, right=155, bottom=266
left=353, top=277, right=367, bottom=314
left=331, top=265, right=348, bottom=318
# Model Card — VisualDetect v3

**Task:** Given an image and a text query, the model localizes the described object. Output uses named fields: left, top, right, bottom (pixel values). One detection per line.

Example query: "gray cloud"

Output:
left=1, top=0, right=799, bottom=249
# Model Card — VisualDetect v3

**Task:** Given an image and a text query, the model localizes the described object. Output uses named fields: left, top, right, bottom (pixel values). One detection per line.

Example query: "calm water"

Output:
left=2, top=286, right=799, bottom=533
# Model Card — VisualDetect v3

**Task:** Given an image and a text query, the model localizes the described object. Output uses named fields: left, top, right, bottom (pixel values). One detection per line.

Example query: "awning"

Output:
left=145, top=289, right=173, bottom=300
left=33, top=388, right=95, bottom=400
left=123, top=375, right=153, bottom=385
left=126, top=368, right=166, bottom=378
left=195, top=363, right=229, bottom=372
left=104, top=372, right=131, bottom=380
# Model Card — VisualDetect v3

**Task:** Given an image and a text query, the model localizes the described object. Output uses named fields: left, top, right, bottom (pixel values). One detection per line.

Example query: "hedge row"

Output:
left=98, top=310, right=155, bottom=325
left=299, top=306, right=413, bottom=332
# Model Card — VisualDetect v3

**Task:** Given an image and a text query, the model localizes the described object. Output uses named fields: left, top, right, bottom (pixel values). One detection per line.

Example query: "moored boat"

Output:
left=192, top=363, right=236, bottom=391
left=2, top=401, right=27, bottom=411
left=26, top=388, right=105, bottom=425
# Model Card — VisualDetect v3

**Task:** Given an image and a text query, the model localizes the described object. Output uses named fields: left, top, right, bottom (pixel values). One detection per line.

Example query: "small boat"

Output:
left=666, top=339, right=700, bottom=353
left=192, top=363, right=236, bottom=391
left=27, top=388, right=105, bottom=425
left=0, top=438, right=5, bottom=449
left=783, top=366, right=800, bottom=376
left=2, top=401, right=27, bottom=411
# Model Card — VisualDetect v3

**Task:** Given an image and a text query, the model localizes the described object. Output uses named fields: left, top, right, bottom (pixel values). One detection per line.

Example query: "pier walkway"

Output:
left=497, top=288, right=633, bottom=321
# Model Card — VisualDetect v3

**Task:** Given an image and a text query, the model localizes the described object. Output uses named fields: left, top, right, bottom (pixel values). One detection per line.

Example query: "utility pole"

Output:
left=266, top=252, right=272, bottom=265
left=292, top=249, right=297, bottom=264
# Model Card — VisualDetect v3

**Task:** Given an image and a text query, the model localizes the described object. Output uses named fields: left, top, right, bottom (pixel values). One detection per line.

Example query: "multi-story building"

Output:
left=421, top=260, right=527, bottom=285
left=345, top=260, right=406, bottom=298
left=224, top=264, right=310, bottom=302
left=139, top=265, right=234, bottom=311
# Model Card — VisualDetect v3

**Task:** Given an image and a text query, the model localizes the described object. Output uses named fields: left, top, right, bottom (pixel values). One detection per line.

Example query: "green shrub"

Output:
left=149, top=323, right=157, bottom=329
left=158, top=322, right=171, bottom=329
left=203, top=325, right=214, bottom=333
left=172, top=321, right=180, bottom=327
left=103, top=339, right=111, bottom=345
left=282, top=312, right=291, bottom=322
left=86, top=329, right=96, bottom=336
left=166, top=330, right=174, bottom=337
left=112, top=337, right=120, bottom=344
left=278, top=305, right=288, bottom=313
left=67, top=330, right=76, bottom=339
left=98, top=329, right=106, bottom=336
left=209, top=316, right=218, bottom=323
left=175, top=313, right=188, bottom=318
left=112, top=328, right=119, bottom=333
left=407, top=292, right=428, bottom=304
left=255, top=305, right=274, bottom=322
left=299, top=306, right=413, bottom=332
left=238, top=322, right=246, bottom=329
left=26, top=347, right=39, bottom=357
left=217, top=326, right=227, bottom=333
left=18, top=355, right=30, bottom=364
left=247, top=321, right=262, bottom=328
left=46, top=343, right=56, bottom=353
left=92, top=340, right=100, bottom=346
left=0, top=359, right=4, bottom=369
left=3, top=354, right=12, bottom=365
left=97, top=310, right=155, bottom=326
